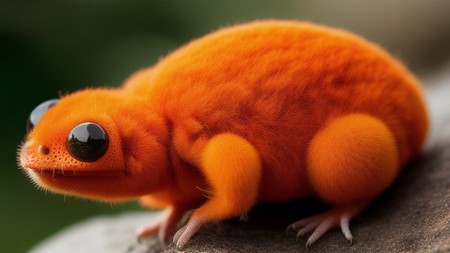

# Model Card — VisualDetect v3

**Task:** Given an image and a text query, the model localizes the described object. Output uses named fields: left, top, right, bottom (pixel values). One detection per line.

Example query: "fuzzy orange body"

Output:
left=20, top=21, right=428, bottom=248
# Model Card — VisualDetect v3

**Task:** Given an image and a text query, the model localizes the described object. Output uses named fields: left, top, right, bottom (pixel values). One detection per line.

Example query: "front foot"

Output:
left=287, top=202, right=367, bottom=248
left=136, top=206, right=186, bottom=246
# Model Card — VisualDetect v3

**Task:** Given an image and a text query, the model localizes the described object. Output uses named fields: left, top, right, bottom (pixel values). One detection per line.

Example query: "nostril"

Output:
left=38, top=145, right=50, bottom=155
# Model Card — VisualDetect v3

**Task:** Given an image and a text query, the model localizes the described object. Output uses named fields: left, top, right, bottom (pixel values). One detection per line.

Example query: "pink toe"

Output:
left=174, top=216, right=206, bottom=249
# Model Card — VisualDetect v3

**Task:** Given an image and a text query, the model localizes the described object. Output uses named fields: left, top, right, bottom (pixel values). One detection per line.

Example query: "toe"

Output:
left=306, top=217, right=336, bottom=247
left=174, top=216, right=206, bottom=249
left=136, top=221, right=161, bottom=240
left=295, top=219, right=323, bottom=241
left=340, top=215, right=353, bottom=245
left=173, top=225, right=187, bottom=244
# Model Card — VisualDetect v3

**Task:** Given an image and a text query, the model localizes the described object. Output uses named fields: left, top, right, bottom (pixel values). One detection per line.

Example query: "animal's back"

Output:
left=137, top=21, right=428, bottom=202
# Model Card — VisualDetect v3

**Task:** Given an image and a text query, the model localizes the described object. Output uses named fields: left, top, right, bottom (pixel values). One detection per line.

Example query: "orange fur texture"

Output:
left=20, top=20, right=428, bottom=246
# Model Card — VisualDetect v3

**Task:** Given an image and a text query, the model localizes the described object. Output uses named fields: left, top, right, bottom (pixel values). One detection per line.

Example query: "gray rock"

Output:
left=28, top=212, right=162, bottom=253
left=29, top=64, right=450, bottom=253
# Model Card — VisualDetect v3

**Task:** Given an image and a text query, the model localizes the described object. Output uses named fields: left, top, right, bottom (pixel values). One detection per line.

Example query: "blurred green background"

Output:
left=1, top=1, right=449, bottom=252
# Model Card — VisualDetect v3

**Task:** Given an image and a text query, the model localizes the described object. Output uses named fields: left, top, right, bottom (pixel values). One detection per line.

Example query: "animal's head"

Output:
left=19, top=89, right=169, bottom=201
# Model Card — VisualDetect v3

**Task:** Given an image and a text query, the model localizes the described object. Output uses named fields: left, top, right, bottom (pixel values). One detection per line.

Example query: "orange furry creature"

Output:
left=19, top=20, right=428, bottom=249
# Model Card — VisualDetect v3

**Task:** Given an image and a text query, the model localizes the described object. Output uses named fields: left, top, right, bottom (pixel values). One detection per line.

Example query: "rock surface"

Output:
left=29, top=65, right=450, bottom=253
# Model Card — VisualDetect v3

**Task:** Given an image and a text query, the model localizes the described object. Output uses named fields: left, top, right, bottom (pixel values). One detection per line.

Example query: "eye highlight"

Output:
left=67, top=122, right=108, bottom=162
left=27, top=99, right=59, bottom=132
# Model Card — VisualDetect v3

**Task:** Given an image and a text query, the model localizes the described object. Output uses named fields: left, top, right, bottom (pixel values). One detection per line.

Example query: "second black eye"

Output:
left=67, top=122, right=108, bottom=162
left=27, top=99, right=59, bottom=132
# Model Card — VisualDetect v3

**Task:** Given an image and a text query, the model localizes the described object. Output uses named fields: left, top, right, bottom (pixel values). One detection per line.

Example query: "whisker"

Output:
left=196, top=186, right=212, bottom=199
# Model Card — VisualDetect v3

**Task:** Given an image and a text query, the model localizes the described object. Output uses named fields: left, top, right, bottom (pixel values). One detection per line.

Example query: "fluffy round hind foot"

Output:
left=295, top=114, right=399, bottom=247
left=287, top=202, right=367, bottom=248
left=307, top=114, right=399, bottom=205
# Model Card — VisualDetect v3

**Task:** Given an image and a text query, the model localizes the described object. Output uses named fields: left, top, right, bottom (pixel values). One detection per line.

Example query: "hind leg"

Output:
left=288, top=114, right=399, bottom=247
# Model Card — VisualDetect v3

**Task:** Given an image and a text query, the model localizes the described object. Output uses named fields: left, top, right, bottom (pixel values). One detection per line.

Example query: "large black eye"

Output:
left=27, top=99, right=59, bottom=132
left=67, top=122, right=108, bottom=162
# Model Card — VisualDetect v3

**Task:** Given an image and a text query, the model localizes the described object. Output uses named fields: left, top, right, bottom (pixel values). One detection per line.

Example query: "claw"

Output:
left=296, top=227, right=311, bottom=240
left=286, top=224, right=295, bottom=234
left=239, top=214, right=249, bottom=222
left=306, top=241, right=312, bottom=250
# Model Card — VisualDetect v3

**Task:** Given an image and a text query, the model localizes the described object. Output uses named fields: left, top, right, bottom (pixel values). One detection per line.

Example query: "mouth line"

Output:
left=25, top=168, right=125, bottom=178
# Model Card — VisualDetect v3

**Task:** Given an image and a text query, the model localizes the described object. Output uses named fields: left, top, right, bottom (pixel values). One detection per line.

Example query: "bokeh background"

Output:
left=1, top=1, right=449, bottom=252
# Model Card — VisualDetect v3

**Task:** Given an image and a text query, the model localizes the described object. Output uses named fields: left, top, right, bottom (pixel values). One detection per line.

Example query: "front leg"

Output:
left=173, top=133, right=262, bottom=249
